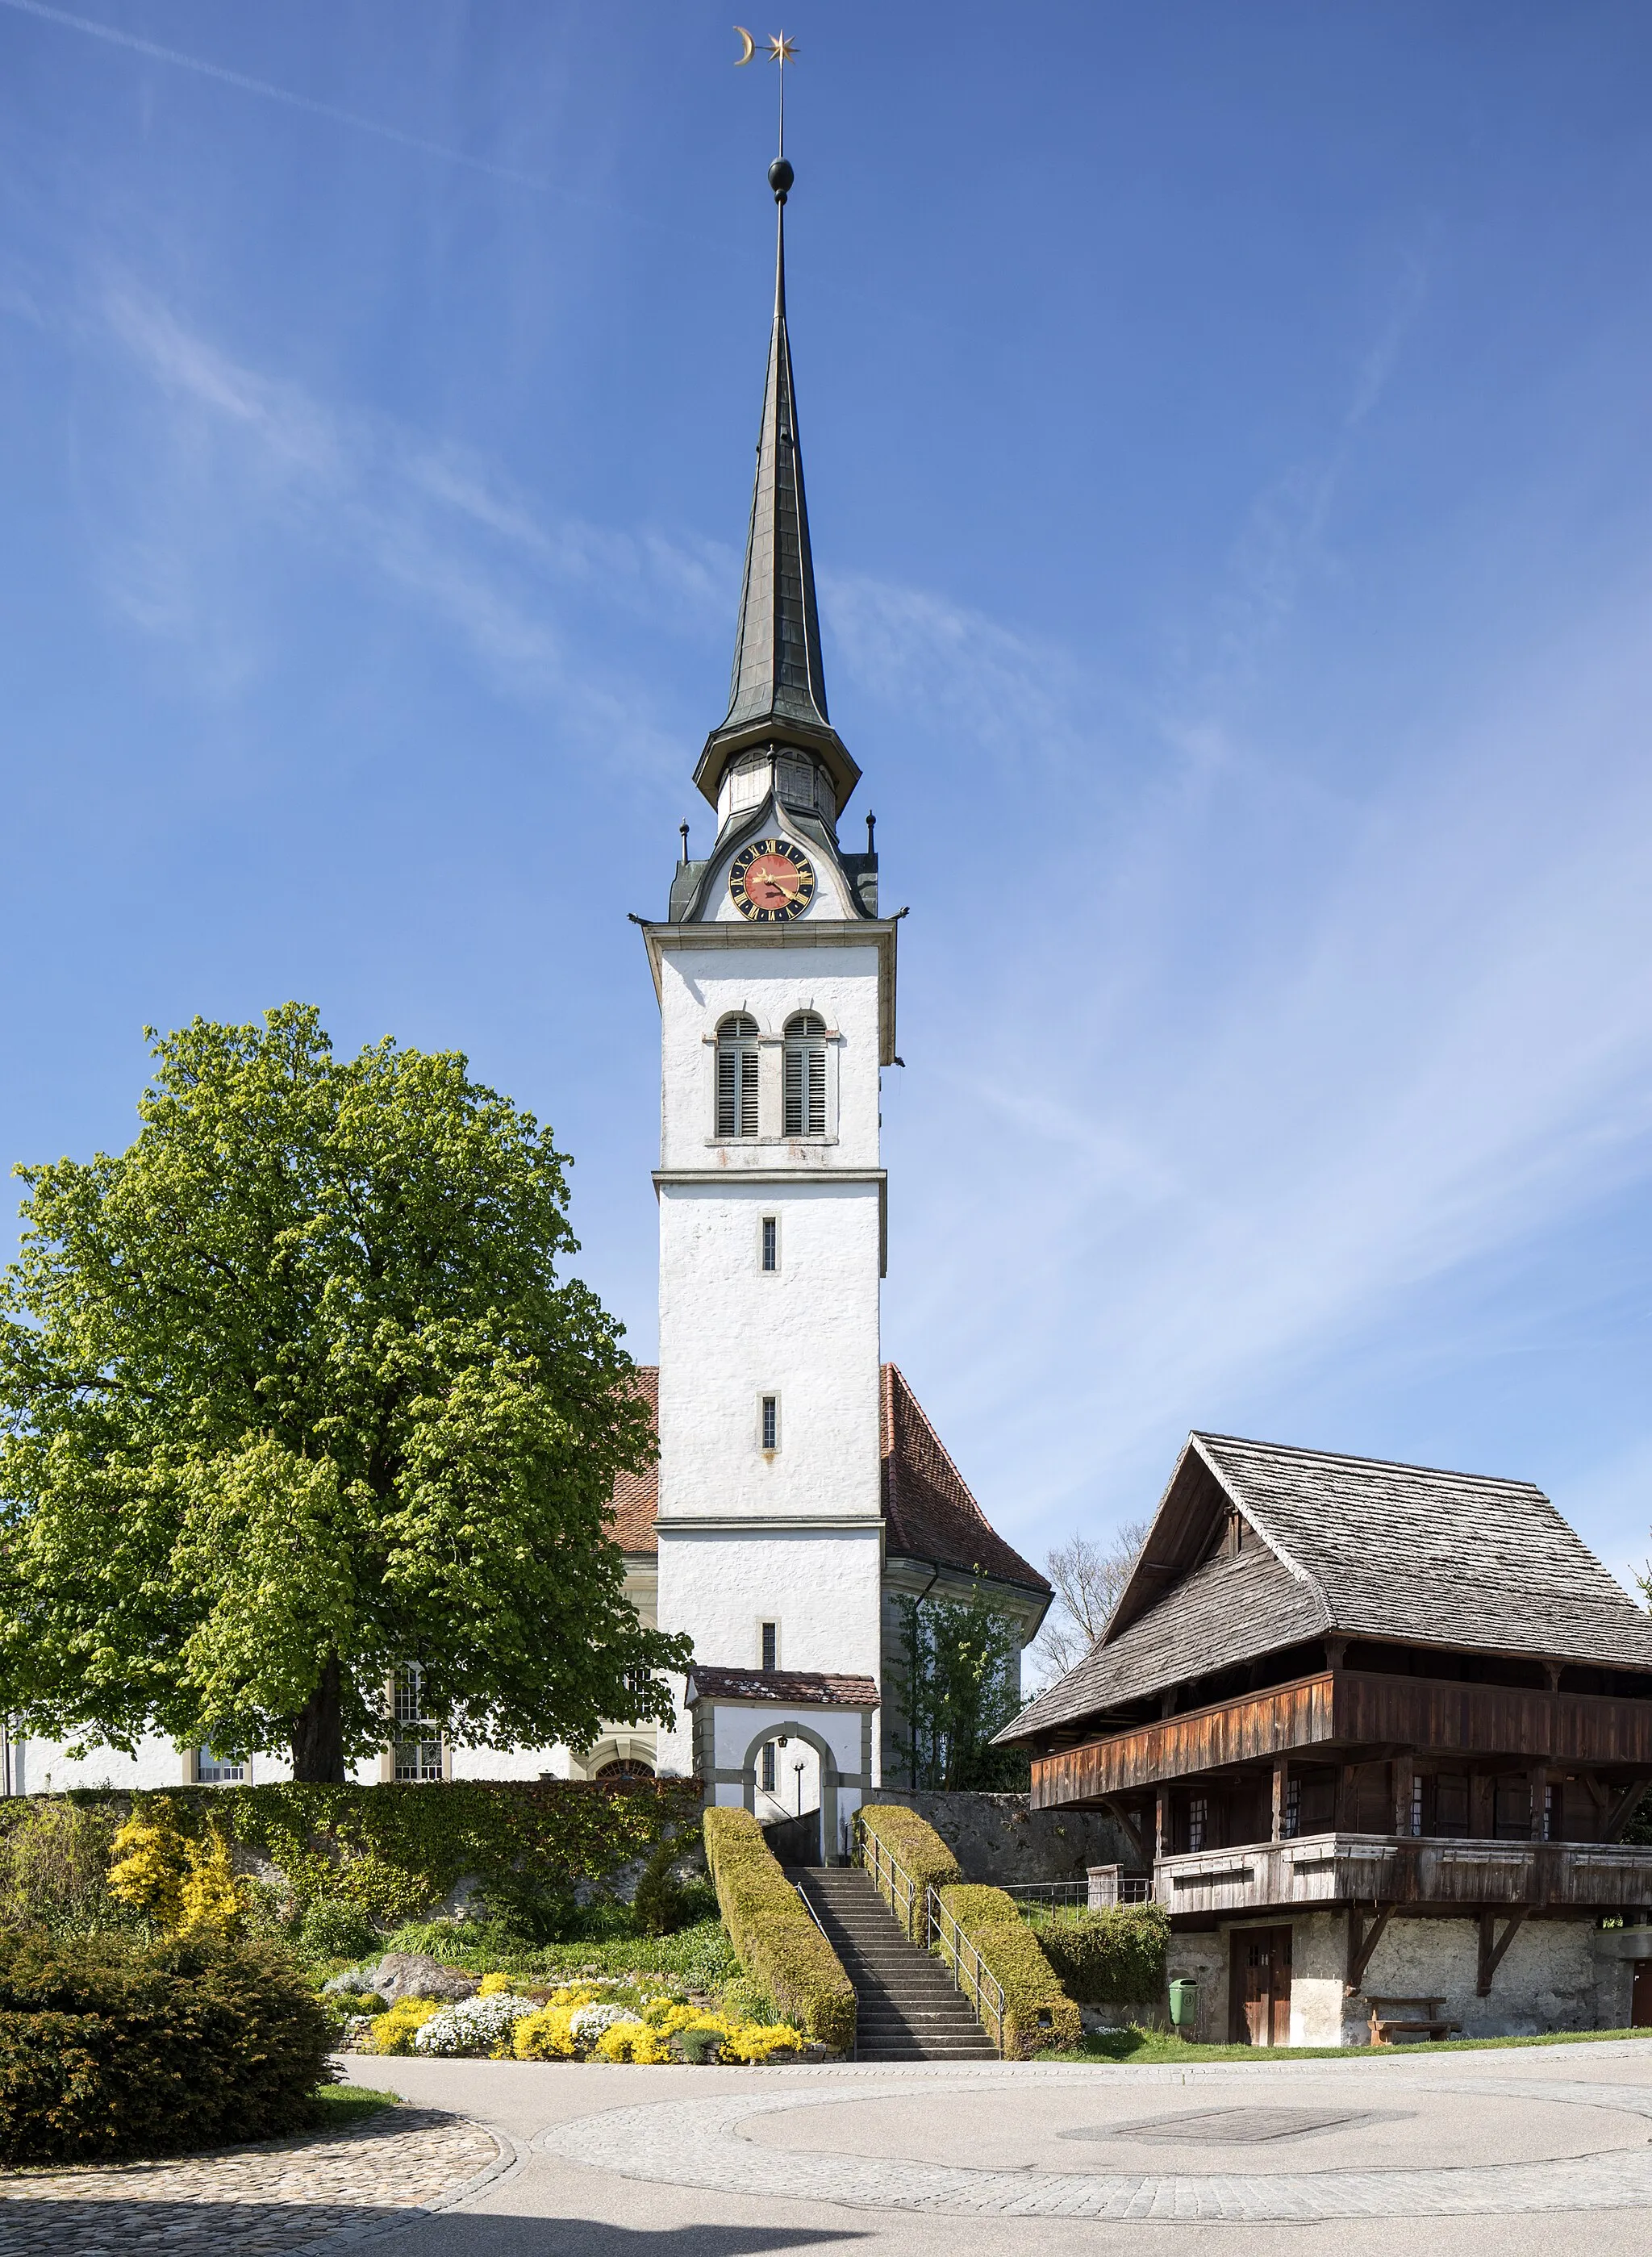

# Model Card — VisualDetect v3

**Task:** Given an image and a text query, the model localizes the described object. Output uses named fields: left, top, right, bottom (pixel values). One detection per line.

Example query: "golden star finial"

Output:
left=768, top=32, right=797, bottom=65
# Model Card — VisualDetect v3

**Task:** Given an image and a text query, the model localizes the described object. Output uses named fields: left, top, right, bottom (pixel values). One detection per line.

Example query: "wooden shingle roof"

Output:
left=1006, top=1431, right=1652, bottom=1742
left=606, top=1363, right=1047, bottom=1600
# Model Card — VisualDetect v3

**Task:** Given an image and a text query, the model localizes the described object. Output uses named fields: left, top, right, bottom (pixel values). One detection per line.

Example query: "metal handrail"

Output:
left=791, top=1880, right=857, bottom=2061
left=926, top=1884, right=1007, bottom=2057
left=854, top=1810, right=922, bottom=1940
left=853, top=1812, right=1007, bottom=2057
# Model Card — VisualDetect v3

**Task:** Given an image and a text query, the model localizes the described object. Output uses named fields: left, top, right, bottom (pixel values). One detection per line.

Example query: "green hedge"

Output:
left=1028, top=1902, right=1170, bottom=2005
left=857, top=1804, right=962, bottom=1938
left=935, top=1883, right=1080, bottom=2059
left=702, top=1808, right=855, bottom=2052
left=0, top=1931, right=330, bottom=2163
left=25, top=1780, right=702, bottom=1933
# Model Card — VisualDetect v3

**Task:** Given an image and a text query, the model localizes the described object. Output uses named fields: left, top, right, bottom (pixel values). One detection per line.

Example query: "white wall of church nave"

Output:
left=657, top=943, right=881, bottom=1172
left=652, top=1524, right=883, bottom=1779
left=657, top=1179, right=880, bottom=1525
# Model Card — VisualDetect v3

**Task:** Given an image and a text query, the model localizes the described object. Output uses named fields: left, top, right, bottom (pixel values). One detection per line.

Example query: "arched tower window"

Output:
left=716, top=1014, right=761, bottom=1138
left=783, top=1012, right=828, bottom=1137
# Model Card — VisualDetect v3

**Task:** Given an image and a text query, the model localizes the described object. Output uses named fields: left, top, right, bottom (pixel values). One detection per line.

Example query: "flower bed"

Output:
left=348, top=1968, right=805, bottom=2064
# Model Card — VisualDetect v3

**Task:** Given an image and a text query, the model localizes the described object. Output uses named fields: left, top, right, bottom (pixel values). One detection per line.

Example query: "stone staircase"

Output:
left=792, top=1866, right=999, bottom=2062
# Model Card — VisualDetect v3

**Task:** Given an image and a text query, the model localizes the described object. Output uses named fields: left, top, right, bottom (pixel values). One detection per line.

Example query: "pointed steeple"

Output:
left=694, top=157, right=859, bottom=818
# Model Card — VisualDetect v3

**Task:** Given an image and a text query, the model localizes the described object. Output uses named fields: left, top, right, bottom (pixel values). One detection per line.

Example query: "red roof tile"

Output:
left=686, top=1668, right=878, bottom=1706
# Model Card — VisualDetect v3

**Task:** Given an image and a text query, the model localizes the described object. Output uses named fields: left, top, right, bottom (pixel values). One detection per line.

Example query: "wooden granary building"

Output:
left=1003, top=1433, right=1652, bottom=2045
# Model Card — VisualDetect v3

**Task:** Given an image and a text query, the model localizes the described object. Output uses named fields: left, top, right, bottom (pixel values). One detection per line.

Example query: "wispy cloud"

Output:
left=94, top=284, right=734, bottom=766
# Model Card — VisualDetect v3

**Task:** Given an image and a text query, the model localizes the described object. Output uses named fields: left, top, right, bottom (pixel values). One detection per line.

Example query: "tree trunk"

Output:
left=290, top=1653, right=347, bottom=1782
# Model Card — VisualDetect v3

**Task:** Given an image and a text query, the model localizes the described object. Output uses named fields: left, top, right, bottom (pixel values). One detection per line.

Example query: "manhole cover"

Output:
left=1063, top=2105, right=1409, bottom=2147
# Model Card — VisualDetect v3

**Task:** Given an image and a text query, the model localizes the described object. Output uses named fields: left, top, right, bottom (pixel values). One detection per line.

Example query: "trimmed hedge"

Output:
left=935, top=1883, right=1080, bottom=2059
left=24, top=1779, right=703, bottom=1933
left=702, top=1809, right=855, bottom=2053
left=857, top=1804, right=962, bottom=1938
left=1028, top=1901, right=1170, bottom=2005
left=0, top=1930, right=331, bottom=2163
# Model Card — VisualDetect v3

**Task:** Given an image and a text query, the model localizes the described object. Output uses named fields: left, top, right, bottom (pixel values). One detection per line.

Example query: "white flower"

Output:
left=413, top=1991, right=540, bottom=2057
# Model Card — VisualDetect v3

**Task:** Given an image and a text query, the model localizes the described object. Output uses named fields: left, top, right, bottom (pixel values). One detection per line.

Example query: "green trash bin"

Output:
left=1168, top=1978, right=1198, bottom=2035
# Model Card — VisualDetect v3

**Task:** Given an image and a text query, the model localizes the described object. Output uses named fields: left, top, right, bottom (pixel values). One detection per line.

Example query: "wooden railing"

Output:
left=853, top=1811, right=1007, bottom=2056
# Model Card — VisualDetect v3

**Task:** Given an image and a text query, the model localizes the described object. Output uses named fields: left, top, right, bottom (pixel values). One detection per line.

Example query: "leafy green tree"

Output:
left=0, top=1003, right=687, bottom=1780
left=891, top=1579, right=1029, bottom=1792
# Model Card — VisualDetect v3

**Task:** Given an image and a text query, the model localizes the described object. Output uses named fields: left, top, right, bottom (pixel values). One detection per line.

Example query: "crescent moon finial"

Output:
left=734, top=25, right=755, bottom=65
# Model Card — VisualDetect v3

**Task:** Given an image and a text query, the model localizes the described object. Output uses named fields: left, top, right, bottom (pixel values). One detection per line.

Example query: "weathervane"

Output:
left=734, top=27, right=797, bottom=159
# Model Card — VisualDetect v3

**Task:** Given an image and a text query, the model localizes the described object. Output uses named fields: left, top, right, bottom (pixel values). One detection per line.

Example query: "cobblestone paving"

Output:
left=0, top=2104, right=504, bottom=2254
left=539, top=2069, right=1652, bottom=2222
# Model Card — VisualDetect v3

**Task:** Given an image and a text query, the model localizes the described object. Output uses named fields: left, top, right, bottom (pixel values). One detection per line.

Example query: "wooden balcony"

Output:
left=1029, top=1667, right=1652, bottom=1807
left=1154, top=1830, right=1652, bottom=1920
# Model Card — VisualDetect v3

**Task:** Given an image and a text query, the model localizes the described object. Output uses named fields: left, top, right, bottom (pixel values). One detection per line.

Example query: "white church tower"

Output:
left=642, top=153, right=896, bottom=1827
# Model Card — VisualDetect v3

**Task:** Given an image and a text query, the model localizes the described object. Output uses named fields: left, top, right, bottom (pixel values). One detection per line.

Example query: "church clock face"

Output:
left=729, top=837, right=817, bottom=923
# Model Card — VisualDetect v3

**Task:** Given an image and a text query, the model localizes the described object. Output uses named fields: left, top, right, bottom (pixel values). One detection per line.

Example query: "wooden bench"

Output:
left=1366, top=1994, right=1461, bottom=2046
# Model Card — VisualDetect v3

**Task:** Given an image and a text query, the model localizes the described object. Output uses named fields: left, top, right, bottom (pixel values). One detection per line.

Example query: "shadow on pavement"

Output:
left=0, top=2205, right=867, bottom=2253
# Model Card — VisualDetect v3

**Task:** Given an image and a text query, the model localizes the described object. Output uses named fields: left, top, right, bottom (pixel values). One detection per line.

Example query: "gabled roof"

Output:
left=607, top=1362, right=1048, bottom=1602
left=1004, top=1431, right=1652, bottom=1742
left=881, top=1363, right=1049, bottom=1596
left=685, top=1667, right=878, bottom=1708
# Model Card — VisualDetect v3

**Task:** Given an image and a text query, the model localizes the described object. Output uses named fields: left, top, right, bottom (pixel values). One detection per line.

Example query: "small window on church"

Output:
left=782, top=1013, right=828, bottom=1137
left=761, top=1396, right=779, bottom=1452
left=761, top=1741, right=777, bottom=1791
left=761, top=1216, right=778, bottom=1271
left=716, top=1015, right=760, bottom=1138
left=761, top=1621, right=778, bottom=1671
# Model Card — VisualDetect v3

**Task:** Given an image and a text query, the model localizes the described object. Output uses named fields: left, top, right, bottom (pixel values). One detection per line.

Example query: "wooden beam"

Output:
left=1604, top=1780, right=1650, bottom=1843
left=1270, top=1756, right=1289, bottom=1842
left=1477, top=1905, right=1529, bottom=1996
left=1346, top=1904, right=1395, bottom=1994
left=1528, top=1763, right=1549, bottom=1842
left=1153, top=1788, right=1167, bottom=1861
left=1469, top=1771, right=1494, bottom=1838
left=1100, top=1797, right=1149, bottom=1870
left=1392, top=1750, right=1416, bottom=1838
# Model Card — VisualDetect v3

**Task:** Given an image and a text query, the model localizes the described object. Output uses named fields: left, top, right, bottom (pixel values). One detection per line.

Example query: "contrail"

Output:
left=0, top=0, right=586, bottom=203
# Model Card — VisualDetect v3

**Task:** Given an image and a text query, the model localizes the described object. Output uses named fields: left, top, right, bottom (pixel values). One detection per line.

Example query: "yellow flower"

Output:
left=478, top=1972, right=512, bottom=1997
left=366, top=1996, right=444, bottom=2055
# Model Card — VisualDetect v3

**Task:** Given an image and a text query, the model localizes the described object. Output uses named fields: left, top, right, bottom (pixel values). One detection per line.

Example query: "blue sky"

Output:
left=2, top=2, right=1652, bottom=1592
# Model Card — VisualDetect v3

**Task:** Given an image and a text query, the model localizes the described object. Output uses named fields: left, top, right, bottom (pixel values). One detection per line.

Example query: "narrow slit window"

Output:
left=1283, top=1776, right=1302, bottom=1839
left=761, top=1742, right=776, bottom=1792
left=761, top=1396, right=778, bottom=1451
left=1412, top=1775, right=1425, bottom=1837
left=782, top=1012, right=828, bottom=1137
left=761, top=1621, right=778, bottom=1671
left=761, top=1216, right=778, bottom=1272
left=715, top=1014, right=761, bottom=1138
left=1187, top=1794, right=1208, bottom=1852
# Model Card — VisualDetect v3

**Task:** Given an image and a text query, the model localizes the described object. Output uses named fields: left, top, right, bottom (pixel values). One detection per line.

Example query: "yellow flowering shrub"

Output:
left=365, top=1996, right=444, bottom=2055
left=591, top=2018, right=674, bottom=2063
left=108, top=1803, right=245, bottom=1936
left=505, top=1983, right=801, bottom=2066
left=478, top=1972, right=513, bottom=1997
left=511, top=1984, right=599, bottom=2061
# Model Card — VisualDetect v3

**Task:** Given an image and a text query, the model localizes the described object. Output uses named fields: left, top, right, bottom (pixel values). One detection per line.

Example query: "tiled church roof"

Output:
left=880, top=1363, right=1049, bottom=1595
left=607, top=1362, right=1048, bottom=1599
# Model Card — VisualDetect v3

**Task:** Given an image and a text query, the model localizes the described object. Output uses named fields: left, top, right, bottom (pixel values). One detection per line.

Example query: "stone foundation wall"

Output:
left=870, top=1790, right=1136, bottom=1885
left=1165, top=1930, right=1228, bottom=2046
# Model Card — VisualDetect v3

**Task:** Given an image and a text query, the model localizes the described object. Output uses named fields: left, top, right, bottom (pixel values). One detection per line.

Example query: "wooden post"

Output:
left=1153, top=1788, right=1167, bottom=1862
left=1271, top=1756, right=1289, bottom=1842
left=1529, top=1764, right=1549, bottom=1842
left=1392, top=1751, right=1416, bottom=1838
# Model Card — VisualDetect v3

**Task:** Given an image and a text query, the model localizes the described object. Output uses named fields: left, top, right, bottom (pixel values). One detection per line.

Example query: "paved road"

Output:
left=327, top=2040, right=1652, bottom=2255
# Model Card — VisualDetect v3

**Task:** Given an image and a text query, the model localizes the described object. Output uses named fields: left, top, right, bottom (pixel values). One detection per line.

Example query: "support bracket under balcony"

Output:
left=1345, top=1903, right=1395, bottom=1993
left=1477, top=1904, right=1529, bottom=1996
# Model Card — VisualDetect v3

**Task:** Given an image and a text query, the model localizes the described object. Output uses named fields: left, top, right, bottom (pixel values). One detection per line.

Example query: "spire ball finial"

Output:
left=768, top=156, right=794, bottom=203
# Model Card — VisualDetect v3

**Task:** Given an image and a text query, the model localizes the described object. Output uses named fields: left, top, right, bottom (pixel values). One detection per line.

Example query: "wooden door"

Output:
left=1232, top=1926, right=1293, bottom=2046
left=1633, top=1957, right=1652, bottom=2028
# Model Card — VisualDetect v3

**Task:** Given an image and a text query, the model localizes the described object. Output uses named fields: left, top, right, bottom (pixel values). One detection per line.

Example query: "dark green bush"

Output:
left=703, top=1808, right=855, bottom=2051
left=632, top=1821, right=703, bottom=1937
left=298, top=1900, right=378, bottom=1963
left=0, top=1930, right=332, bottom=2163
left=1029, top=1902, right=1170, bottom=2004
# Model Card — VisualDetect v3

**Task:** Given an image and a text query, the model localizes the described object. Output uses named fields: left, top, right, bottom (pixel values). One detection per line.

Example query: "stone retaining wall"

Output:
left=870, top=1790, right=1137, bottom=1885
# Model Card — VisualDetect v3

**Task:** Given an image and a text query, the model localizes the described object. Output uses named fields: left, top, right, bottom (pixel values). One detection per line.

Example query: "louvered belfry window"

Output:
left=716, top=1014, right=761, bottom=1137
left=782, top=1012, right=828, bottom=1137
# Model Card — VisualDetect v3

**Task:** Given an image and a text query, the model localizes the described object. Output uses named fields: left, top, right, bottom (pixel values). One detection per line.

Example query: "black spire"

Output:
left=694, top=158, right=859, bottom=816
